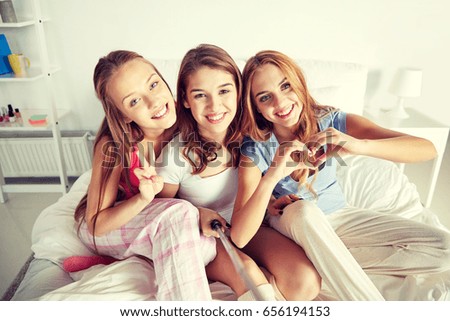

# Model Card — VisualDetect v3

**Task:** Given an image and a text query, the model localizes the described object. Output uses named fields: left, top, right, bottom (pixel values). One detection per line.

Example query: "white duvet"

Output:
left=30, top=155, right=450, bottom=300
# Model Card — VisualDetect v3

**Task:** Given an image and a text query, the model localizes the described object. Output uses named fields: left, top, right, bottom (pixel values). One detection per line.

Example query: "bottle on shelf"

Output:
left=14, top=107, right=21, bottom=119
left=7, top=104, right=15, bottom=122
left=3, top=106, right=9, bottom=122
left=0, top=106, right=5, bottom=122
left=14, top=107, right=22, bottom=124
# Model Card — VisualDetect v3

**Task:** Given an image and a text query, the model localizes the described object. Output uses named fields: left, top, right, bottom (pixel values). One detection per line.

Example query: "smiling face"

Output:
left=251, top=63, right=303, bottom=132
left=183, top=66, right=238, bottom=142
left=108, top=59, right=176, bottom=137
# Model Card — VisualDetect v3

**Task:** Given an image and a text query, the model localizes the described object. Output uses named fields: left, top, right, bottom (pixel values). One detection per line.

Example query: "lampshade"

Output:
left=389, top=68, right=423, bottom=98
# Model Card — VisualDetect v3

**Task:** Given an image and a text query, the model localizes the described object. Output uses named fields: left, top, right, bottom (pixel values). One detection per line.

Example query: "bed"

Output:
left=11, top=58, right=450, bottom=301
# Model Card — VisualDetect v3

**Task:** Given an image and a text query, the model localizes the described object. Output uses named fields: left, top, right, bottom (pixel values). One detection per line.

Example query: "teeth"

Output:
left=207, top=113, right=225, bottom=121
left=276, top=105, right=293, bottom=117
left=153, top=105, right=167, bottom=118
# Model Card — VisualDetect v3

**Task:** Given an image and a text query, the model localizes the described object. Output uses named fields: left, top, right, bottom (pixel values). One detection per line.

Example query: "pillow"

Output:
left=336, top=155, right=424, bottom=219
left=310, top=86, right=343, bottom=108
left=31, top=170, right=94, bottom=265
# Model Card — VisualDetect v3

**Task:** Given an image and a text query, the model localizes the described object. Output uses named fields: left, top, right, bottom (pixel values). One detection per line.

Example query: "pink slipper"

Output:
left=63, top=255, right=118, bottom=272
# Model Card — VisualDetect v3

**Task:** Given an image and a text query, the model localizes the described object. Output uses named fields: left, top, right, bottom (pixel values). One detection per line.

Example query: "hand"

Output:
left=267, top=194, right=301, bottom=216
left=133, top=156, right=163, bottom=203
left=198, top=207, right=228, bottom=238
left=308, top=128, right=360, bottom=164
left=266, top=140, right=313, bottom=181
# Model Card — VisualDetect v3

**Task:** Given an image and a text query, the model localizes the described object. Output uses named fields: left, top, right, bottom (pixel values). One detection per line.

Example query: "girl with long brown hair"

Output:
left=231, top=50, right=450, bottom=300
left=157, top=44, right=320, bottom=300
left=73, top=50, right=217, bottom=300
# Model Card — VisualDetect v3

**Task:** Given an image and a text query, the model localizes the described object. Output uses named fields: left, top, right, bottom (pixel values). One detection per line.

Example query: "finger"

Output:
left=288, top=194, right=301, bottom=201
left=268, top=210, right=283, bottom=216
left=134, top=167, right=152, bottom=180
left=273, top=195, right=293, bottom=210
left=311, top=151, right=331, bottom=167
left=279, top=141, right=307, bottom=157
left=313, top=130, right=343, bottom=149
left=133, top=167, right=147, bottom=179
left=203, top=225, right=220, bottom=238
left=143, top=155, right=158, bottom=176
left=150, top=175, right=163, bottom=184
left=212, top=217, right=228, bottom=234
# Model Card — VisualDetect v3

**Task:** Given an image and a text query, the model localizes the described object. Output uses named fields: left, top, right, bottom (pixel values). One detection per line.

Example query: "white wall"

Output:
left=7, top=0, right=450, bottom=131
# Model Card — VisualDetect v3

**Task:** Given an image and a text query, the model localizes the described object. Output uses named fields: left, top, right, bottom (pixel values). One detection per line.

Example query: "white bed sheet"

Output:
left=12, top=58, right=449, bottom=301
left=14, top=155, right=448, bottom=301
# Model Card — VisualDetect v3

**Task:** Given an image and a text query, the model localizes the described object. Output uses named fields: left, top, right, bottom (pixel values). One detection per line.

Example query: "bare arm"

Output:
left=311, top=113, right=437, bottom=164
left=231, top=141, right=308, bottom=248
left=158, top=182, right=179, bottom=198
left=230, top=158, right=277, bottom=248
left=346, top=114, right=437, bottom=162
left=85, top=137, right=159, bottom=236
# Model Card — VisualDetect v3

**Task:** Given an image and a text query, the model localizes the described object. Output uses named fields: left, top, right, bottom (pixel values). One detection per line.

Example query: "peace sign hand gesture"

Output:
left=133, top=154, right=164, bottom=203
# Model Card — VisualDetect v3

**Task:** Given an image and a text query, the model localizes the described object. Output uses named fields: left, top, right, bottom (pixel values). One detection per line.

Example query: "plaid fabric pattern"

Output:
left=79, top=198, right=216, bottom=300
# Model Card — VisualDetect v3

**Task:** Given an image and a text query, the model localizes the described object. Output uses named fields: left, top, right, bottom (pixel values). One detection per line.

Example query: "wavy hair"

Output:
left=176, top=44, right=243, bottom=173
left=241, top=50, right=323, bottom=191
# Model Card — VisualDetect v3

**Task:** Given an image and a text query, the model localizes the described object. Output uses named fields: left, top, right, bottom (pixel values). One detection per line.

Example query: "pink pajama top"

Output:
left=118, top=146, right=141, bottom=199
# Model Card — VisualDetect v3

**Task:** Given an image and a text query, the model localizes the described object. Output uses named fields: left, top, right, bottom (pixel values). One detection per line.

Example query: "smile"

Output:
left=151, top=104, right=169, bottom=119
left=206, top=112, right=226, bottom=123
left=275, top=105, right=294, bottom=118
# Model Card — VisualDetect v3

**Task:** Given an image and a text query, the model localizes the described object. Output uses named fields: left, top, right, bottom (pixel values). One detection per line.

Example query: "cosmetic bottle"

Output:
left=3, top=106, right=9, bottom=122
left=15, top=107, right=23, bottom=124
left=8, top=104, right=16, bottom=123
left=0, top=107, right=4, bottom=122
left=14, top=107, right=22, bottom=119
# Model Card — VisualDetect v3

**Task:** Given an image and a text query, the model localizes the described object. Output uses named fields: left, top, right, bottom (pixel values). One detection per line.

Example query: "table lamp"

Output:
left=388, top=68, right=422, bottom=119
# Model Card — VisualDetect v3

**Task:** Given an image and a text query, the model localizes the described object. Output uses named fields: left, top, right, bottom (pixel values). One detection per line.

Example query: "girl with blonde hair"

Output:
left=231, top=50, right=450, bottom=300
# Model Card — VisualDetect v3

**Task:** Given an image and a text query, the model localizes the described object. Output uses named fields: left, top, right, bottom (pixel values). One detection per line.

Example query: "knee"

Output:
left=159, top=199, right=199, bottom=223
left=439, top=230, right=450, bottom=264
left=240, top=255, right=265, bottom=283
left=276, top=265, right=322, bottom=301
left=278, top=201, right=324, bottom=232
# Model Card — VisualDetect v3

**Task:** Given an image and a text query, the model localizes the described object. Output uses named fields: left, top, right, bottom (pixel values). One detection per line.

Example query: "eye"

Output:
left=219, top=89, right=230, bottom=95
left=259, top=94, right=270, bottom=103
left=281, top=82, right=291, bottom=90
left=194, top=93, right=206, bottom=99
left=130, top=98, right=141, bottom=107
left=150, top=81, right=158, bottom=90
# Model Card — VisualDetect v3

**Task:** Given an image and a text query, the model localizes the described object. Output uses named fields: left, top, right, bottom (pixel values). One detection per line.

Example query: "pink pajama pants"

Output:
left=79, top=198, right=216, bottom=300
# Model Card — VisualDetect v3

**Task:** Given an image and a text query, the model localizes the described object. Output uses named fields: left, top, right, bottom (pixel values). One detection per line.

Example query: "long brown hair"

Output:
left=74, top=50, right=173, bottom=237
left=241, top=50, right=322, bottom=189
left=176, top=44, right=243, bottom=173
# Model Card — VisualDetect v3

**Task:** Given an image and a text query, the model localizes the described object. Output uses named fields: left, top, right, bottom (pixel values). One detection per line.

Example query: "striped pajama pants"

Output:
left=79, top=198, right=216, bottom=300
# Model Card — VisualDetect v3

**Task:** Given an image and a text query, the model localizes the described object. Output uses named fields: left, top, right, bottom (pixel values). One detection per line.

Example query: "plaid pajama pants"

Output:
left=79, top=198, right=217, bottom=300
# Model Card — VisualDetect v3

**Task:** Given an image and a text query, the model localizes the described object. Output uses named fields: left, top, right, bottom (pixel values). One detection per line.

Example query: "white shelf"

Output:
left=0, top=20, right=36, bottom=28
left=0, top=109, right=69, bottom=132
left=0, top=66, right=61, bottom=82
left=0, top=0, right=69, bottom=202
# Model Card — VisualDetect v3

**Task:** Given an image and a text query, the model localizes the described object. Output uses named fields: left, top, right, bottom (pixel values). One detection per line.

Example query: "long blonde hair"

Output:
left=176, top=44, right=243, bottom=173
left=241, top=50, right=322, bottom=189
left=74, top=50, right=173, bottom=236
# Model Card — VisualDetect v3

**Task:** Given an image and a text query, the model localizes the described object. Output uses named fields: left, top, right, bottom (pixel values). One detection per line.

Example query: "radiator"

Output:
left=0, top=131, right=93, bottom=177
